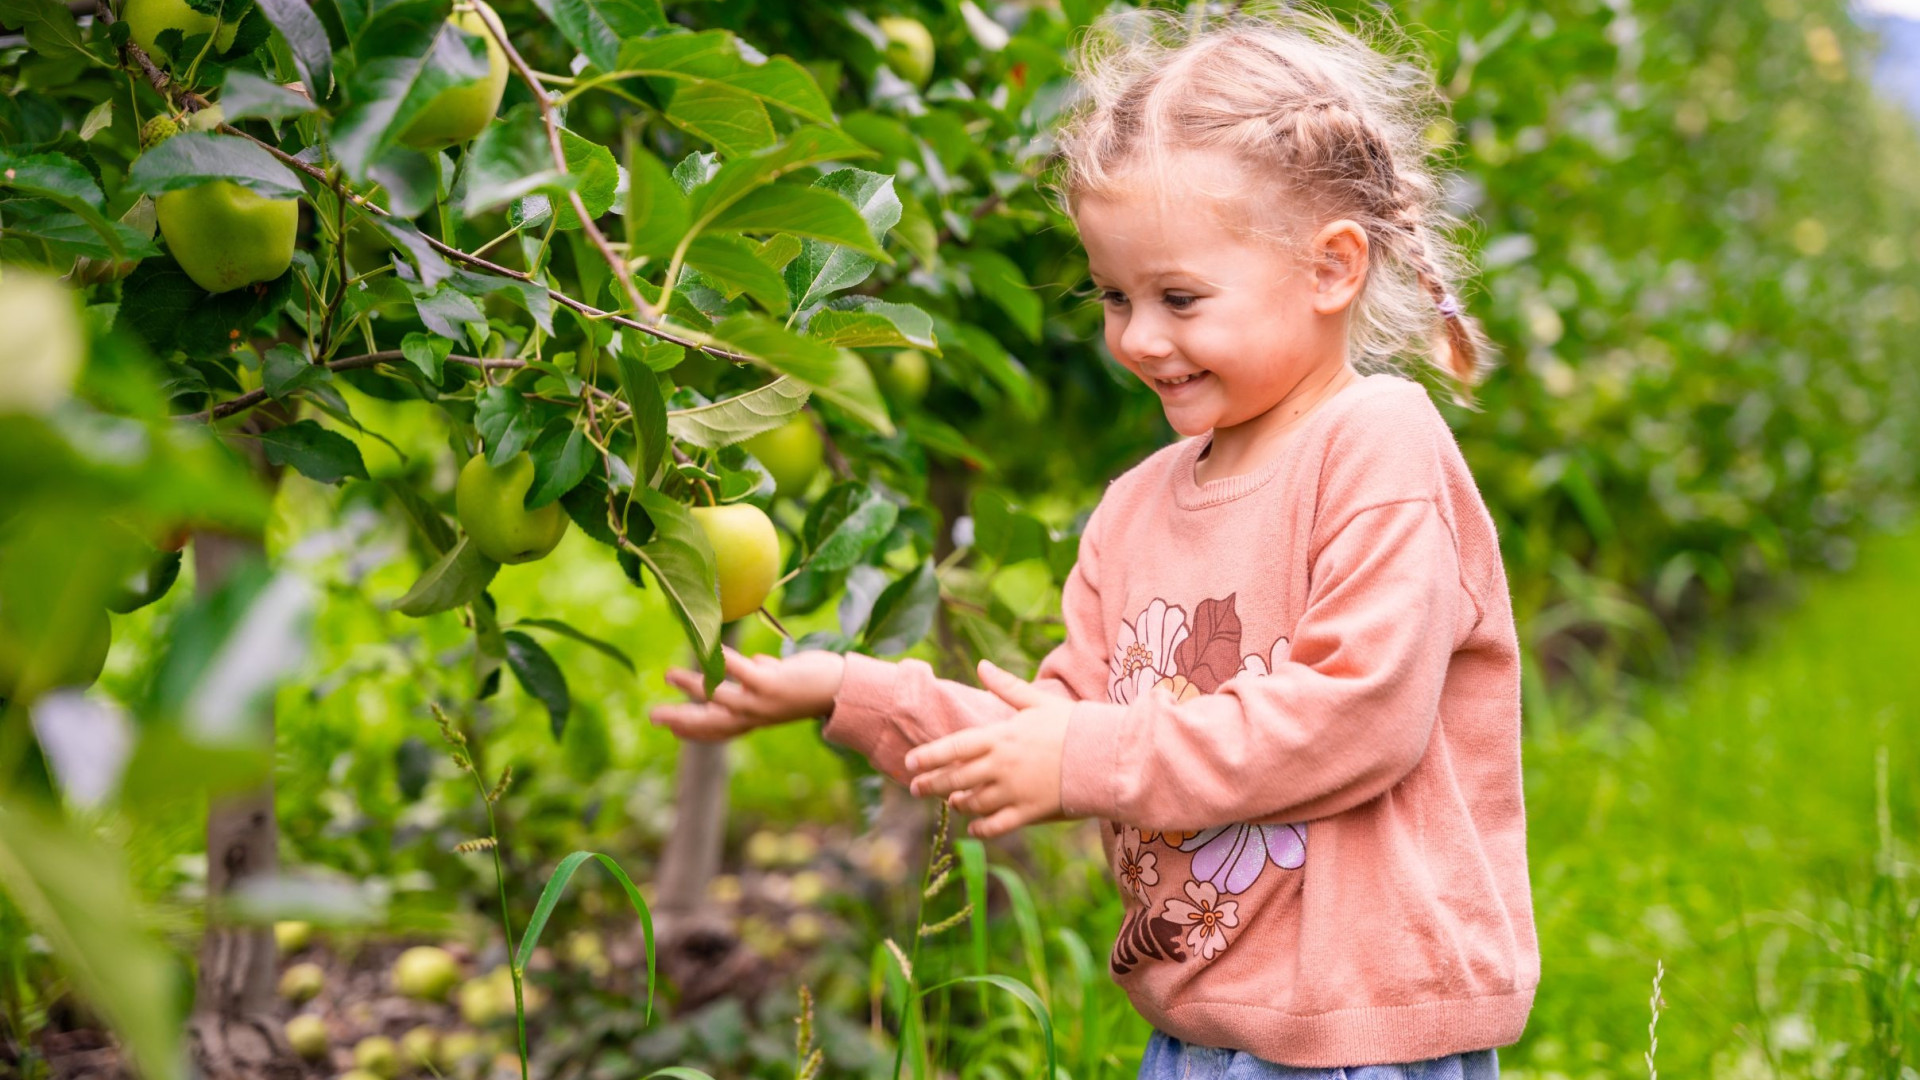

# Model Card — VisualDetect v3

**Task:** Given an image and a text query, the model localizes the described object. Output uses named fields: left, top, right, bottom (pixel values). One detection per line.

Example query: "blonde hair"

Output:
left=1051, top=4, right=1494, bottom=405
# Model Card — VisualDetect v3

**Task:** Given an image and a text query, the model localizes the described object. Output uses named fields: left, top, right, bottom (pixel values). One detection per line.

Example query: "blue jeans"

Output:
left=1138, top=1031, right=1499, bottom=1080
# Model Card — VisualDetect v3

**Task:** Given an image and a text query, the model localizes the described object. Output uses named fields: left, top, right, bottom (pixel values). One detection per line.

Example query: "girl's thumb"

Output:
left=978, top=659, right=1034, bottom=704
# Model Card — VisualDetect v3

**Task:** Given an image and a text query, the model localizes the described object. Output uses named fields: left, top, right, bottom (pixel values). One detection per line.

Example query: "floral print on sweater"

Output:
left=1105, top=593, right=1308, bottom=975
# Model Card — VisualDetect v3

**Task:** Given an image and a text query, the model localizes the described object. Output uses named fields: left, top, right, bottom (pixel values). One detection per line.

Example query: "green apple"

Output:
left=455, top=453, right=570, bottom=564
left=273, top=920, right=313, bottom=953
left=123, top=0, right=239, bottom=64
left=398, top=1, right=510, bottom=151
left=438, top=1031, right=482, bottom=1065
left=155, top=181, right=298, bottom=294
left=0, top=606, right=110, bottom=702
left=743, top=415, right=824, bottom=499
left=391, top=945, right=461, bottom=1001
left=277, top=961, right=324, bottom=1004
left=284, top=1015, right=330, bottom=1061
left=0, top=270, right=85, bottom=414
left=877, top=15, right=936, bottom=88
left=689, top=503, right=779, bottom=622
left=399, top=1026, right=441, bottom=1070
left=338, top=1071, right=387, bottom=1080
left=874, top=348, right=930, bottom=406
left=457, top=977, right=502, bottom=1026
left=353, top=1035, right=399, bottom=1079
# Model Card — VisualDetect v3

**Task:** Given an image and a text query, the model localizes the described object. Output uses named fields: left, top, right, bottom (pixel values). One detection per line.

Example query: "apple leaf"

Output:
left=511, top=617, right=636, bottom=674
left=628, top=487, right=721, bottom=674
left=862, top=558, right=939, bottom=656
left=504, top=629, right=571, bottom=740
left=625, top=146, right=690, bottom=260
left=614, top=349, right=668, bottom=487
left=665, top=80, right=773, bottom=156
left=476, top=387, right=538, bottom=464
left=394, top=536, right=500, bottom=617
left=710, top=314, right=891, bottom=434
left=524, top=416, right=595, bottom=510
left=330, top=20, right=492, bottom=180
left=802, top=484, right=899, bottom=575
left=528, top=0, right=665, bottom=73
left=706, top=184, right=887, bottom=257
left=256, top=420, right=369, bottom=485
left=665, top=375, right=809, bottom=449
left=251, top=0, right=333, bottom=99
left=466, top=104, right=571, bottom=215
left=684, top=234, right=789, bottom=312
left=128, top=133, right=306, bottom=201
left=784, top=169, right=902, bottom=312
left=216, top=70, right=317, bottom=123
left=951, top=247, right=1043, bottom=341
left=818, top=297, right=938, bottom=351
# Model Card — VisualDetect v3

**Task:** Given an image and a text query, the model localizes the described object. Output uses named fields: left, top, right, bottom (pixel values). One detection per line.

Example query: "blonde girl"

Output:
left=653, top=6, right=1537, bottom=1074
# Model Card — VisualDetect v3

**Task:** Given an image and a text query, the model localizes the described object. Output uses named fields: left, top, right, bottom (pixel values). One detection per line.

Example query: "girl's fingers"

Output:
left=721, top=646, right=763, bottom=688
left=904, top=729, right=988, bottom=774
left=708, top=679, right=755, bottom=716
left=652, top=701, right=748, bottom=742
left=663, top=668, right=708, bottom=701
left=977, top=660, right=1044, bottom=710
left=969, top=805, right=1028, bottom=839
left=910, top=758, right=990, bottom=799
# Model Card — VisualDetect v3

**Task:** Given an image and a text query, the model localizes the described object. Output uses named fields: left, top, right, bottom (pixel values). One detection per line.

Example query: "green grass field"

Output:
left=1511, top=522, right=1920, bottom=1078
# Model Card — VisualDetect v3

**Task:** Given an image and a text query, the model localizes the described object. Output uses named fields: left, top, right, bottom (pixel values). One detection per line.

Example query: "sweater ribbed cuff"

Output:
left=1059, top=700, right=1126, bottom=820
left=821, top=652, right=900, bottom=764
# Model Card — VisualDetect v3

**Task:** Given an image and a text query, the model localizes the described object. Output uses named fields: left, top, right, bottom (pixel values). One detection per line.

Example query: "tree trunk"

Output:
left=654, top=737, right=729, bottom=919
left=188, top=465, right=296, bottom=1079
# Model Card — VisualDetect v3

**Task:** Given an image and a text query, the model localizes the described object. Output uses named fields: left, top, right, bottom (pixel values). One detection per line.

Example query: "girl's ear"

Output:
left=1309, top=219, right=1369, bottom=315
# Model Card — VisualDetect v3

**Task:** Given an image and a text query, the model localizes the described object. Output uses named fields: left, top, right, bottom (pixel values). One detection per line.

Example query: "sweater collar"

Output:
left=1171, top=373, right=1379, bottom=510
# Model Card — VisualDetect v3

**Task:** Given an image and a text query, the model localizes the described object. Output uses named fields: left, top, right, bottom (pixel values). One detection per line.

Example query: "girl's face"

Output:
left=1074, top=160, right=1365, bottom=440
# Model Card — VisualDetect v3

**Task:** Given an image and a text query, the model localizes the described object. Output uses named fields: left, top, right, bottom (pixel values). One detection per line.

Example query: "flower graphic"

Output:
left=1151, top=674, right=1202, bottom=702
left=1179, top=822, right=1308, bottom=895
left=1108, top=599, right=1189, bottom=704
left=1163, top=880, right=1240, bottom=961
left=1237, top=636, right=1290, bottom=678
left=1117, top=828, right=1160, bottom=902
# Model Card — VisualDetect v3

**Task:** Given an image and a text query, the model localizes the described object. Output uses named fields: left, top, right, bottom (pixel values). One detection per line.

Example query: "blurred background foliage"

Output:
left=2, top=0, right=1919, bottom=1076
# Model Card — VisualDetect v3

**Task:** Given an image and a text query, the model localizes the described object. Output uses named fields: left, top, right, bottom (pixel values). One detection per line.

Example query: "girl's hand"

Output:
left=650, top=647, right=846, bottom=742
left=904, top=660, right=1071, bottom=838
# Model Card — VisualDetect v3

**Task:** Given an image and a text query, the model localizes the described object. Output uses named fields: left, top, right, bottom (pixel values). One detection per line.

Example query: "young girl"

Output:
left=652, top=7, right=1537, bottom=1075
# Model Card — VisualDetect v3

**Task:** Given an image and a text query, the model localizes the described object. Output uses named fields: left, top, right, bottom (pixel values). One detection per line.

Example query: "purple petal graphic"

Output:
left=1263, top=823, right=1306, bottom=870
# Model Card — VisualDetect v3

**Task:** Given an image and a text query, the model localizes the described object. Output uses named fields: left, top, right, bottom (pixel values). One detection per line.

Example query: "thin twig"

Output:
left=480, top=12, right=655, bottom=323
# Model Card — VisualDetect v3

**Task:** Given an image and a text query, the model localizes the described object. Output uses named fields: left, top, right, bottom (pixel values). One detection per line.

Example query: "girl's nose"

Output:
left=1118, top=313, right=1172, bottom=363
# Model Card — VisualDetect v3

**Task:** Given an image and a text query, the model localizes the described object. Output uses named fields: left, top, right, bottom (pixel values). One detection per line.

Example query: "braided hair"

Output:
left=1051, top=3, right=1494, bottom=406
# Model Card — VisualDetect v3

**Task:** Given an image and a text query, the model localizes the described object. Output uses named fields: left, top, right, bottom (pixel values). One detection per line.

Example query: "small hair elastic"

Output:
left=1436, top=293, right=1463, bottom=321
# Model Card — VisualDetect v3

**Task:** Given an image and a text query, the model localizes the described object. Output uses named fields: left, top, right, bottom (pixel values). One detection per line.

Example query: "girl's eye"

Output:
left=1164, top=293, right=1196, bottom=310
left=1100, top=289, right=1128, bottom=306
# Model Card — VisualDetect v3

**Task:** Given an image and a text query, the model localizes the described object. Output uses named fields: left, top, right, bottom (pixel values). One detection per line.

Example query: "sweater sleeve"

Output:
left=820, top=503, right=1112, bottom=786
left=1056, top=495, right=1475, bottom=830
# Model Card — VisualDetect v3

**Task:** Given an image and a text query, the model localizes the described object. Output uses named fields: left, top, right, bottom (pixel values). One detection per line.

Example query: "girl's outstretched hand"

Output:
left=650, top=647, right=846, bottom=742
left=905, top=660, right=1072, bottom=838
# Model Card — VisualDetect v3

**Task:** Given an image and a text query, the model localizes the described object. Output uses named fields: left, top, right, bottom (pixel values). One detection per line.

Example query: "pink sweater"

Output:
left=823, top=373, right=1539, bottom=1066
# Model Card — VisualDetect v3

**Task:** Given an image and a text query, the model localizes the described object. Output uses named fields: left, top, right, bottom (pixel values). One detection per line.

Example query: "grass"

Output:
left=1511, top=520, right=1920, bottom=1078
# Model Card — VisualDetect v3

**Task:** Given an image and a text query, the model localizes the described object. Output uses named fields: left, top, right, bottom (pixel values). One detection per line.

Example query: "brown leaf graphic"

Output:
left=1172, top=593, right=1242, bottom=694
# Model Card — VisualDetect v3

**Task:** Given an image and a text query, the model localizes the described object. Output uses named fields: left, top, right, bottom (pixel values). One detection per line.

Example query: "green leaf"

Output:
left=504, top=629, right=571, bottom=739
left=0, top=151, right=127, bottom=258
left=630, top=487, right=721, bottom=668
left=710, top=315, right=891, bottom=433
left=519, top=129, right=619, bottom=230
left=665, top=375, right=809, bottom=449
left=216, top=70, right=317, bottom=122
left=784, top=169, right=902, bottom=311
left=684, top=126, right=871, bottom=242
left=624, top=335, right=685, bottom=373
left=407, top=281, right=488, bottom=342
left=821, top=297, right=938, bottom=350
left=684, top=234, right=789, bottom=312
left=614, top=31, right=831, bottom=124
left=807, top=310, right=921, bottom=350
left=0, top=800, right=184, bottom=1080
left=615, top=347, right=668, bottom=486
left=525, top=417, right=594, bottom=510
left=394, top=535, right=500, bottom=616
left=116, top=258, right=291, bottom=359
left=952, top=247, right=1042, bottom=341
left=514, top=851, right=657, bottom=1023
left=626, top=146, right=690, bottom=261
left=261, top=344, right=329, bottom=398
left=863, top=558, right=938, bottom=655
left=476, top=387, right=538, bottom=463
left=805, top=484, right=899, bottom=574
left=665, top=80, right=773, bottom=156
left=256, top=420, right=369, bottom=484
left=384, top=479, right=458, bottom=555
left=512, top=617, right=637, bottom=673
left=706, top=184, right=887, bottom=257
left=465, top=104, right=572, bottom=215
left=0, top=0, right=103, bottom=67
left=252, top=0, right=333, bottom=98
left=128, top=133, right=305, bottom=200
left=400, top=331, right=448, bottom=382
left=527, top=0, right=665, bottom=72
left=0, top=200, right=159, bottom=262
